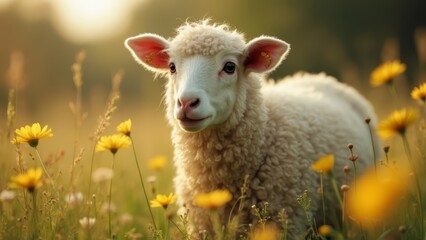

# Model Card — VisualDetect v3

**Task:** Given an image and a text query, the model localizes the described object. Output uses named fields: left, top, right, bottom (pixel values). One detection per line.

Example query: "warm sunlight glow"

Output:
left=50, top=0, right=144, bottom=43
left=0, top=0, right=13, bottom=11
left=0, top=0, right=146, bottom=43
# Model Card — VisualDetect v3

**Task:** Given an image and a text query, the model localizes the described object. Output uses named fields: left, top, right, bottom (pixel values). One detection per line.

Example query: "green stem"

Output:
left=227, top=175, right=248, bottom=228
left=129, top=136, right=157, bottom=230
left=31, top=191, right=38, bottom=239
left=34, top=148, right=57, bottom=193
left=367, top=122, right=378, bottom=176
left=401, top=133, right=413, bottom=163
left=352, top=162, right=357, bottom=191
left=87, top=147, right=96, bottom=204
left=320, top=173, right=326, bottom=225
left=342, top=192, right=346, bottom=228
left=86, top=147, right=96, bottom=240
left=108, top=154, right=116, bottom=239
left=328, top=173, right=343, bottom=209
left=69, top=80, right=83, bottom=193
left=387, top=82, right=401, bottom=108
left=169, top=218, right=185, bottom=236
left=211, top=209, right=223, bottom=240
left=401, top=133, right=424, bottom=239
left=226, top=196, right=242, bottom=230
left=283, top=222, right=288, bottom=240
left=164, top=209, right=170, bottom=240
left=384, top=150, right=390, bottom=165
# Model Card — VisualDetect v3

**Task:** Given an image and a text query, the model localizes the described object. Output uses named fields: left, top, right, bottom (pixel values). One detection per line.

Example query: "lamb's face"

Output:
left=167, top=53, right=240, bottom=132
left=125, top=22, right=290, bottom=132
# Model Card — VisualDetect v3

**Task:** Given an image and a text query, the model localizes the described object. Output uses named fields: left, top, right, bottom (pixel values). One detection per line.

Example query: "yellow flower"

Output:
left=311, top=154, right=334, bottom=173
left=150, top=193, right=176, bottom=209
left=318, top=225, right=332, bottom=236
left=194, top=189, right=232, bottom=209
left=117, top=119, right=131, bottom=136
left=148, top=156, right=167, bottom=171
left=370, top=60, right=406, bottom=87
left=9, top=168, right=43, bottom=192
left=377, top=108, right=418, bottom=138
left=96, top=134, right=131, bottom=154
left=411, top=83, right=426, bottom=102
left=347, top=167, right=409, bottom=226
left=11, top=123, right=53, bottom=147
left=251, top=224, right=279, bottom=240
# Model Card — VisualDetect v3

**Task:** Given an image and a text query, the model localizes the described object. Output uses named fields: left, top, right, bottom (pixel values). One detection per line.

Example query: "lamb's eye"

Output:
left=169, top=62, right=176, bottom=73
left=223, top=62, right=236, bottom=74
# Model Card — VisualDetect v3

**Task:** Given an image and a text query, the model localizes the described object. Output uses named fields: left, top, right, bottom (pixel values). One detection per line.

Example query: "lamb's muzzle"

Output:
left=176, top=96, right=209, bottom=132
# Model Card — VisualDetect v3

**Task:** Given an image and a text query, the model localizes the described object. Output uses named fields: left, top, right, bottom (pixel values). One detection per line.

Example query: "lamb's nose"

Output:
left=178, top=97, right=200, bottom=111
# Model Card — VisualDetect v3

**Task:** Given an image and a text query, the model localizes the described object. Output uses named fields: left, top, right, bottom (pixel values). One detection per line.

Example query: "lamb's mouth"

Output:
left=177, top=116, right=210, bottom=131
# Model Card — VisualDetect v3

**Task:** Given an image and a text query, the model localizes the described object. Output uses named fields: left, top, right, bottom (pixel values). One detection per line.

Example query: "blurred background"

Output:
left=0, top=0, right=426, bottom=181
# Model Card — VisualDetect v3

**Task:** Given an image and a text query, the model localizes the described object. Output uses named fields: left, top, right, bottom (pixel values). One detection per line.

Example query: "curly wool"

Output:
left=162, top=22, right=379, bottom=238
left=169, top=20, right=245, bottom=56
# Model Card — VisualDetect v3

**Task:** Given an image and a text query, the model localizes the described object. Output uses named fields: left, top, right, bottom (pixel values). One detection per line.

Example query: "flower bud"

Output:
left=383, top=146, right=390, bottom=153
left=343, top=165, right=351, bottom=174
left=341, top=185, right=350, bottom=192
left=364, top=117, right=371, bottom=124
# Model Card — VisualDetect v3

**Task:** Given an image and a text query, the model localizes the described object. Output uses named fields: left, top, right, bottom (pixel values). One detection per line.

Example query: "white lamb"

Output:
left=125, top=21, right=379, bottom=238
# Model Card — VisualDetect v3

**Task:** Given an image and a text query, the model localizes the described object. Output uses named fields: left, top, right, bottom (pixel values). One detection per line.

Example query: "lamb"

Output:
left=125, top=20, right=380, bottom=238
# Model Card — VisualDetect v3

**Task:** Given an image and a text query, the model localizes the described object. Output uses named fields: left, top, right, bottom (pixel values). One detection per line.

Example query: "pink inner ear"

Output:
left=129, top=37, right=169, bottom=69
left=244, top=42, right=285, bottom=73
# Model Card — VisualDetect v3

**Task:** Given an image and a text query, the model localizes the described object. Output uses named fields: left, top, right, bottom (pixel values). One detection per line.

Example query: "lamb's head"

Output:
left=125, top=21, right=290, bottom=132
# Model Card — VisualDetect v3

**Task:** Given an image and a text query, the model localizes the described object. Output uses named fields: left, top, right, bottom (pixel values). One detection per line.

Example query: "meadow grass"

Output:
left=1, top=52, right=426, bottom=240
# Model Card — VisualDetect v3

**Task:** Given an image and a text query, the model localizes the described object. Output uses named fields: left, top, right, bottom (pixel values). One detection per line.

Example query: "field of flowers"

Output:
left=1, top=50, right=426, bottom=240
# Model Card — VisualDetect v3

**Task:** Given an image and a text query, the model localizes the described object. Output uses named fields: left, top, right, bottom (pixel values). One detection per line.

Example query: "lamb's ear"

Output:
left=125, top=34, right=170, bottom=72
left=243, top=36, right=290, bottom=73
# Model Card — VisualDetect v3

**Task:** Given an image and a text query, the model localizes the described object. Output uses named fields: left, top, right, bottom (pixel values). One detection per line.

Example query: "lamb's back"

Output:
left=259, top=72, right=377, bottom=189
